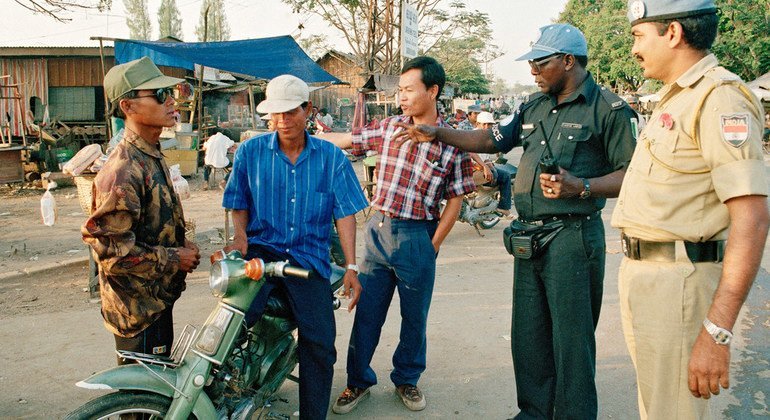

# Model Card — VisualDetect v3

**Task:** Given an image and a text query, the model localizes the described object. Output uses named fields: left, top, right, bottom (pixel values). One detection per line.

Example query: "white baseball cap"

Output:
left=256, top=74, right=310, bottom=114
left=477, top=111, right=495, bottom=124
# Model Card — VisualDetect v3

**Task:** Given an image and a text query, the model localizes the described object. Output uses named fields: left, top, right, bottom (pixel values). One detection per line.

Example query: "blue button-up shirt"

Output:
left=223, top=131, right=368, bottom=278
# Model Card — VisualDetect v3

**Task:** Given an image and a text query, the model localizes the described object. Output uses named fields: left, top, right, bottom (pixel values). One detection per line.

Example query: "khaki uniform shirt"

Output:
left=612, top=54, right=767, bottom=242
left=82, top=131, right=187, bottom=337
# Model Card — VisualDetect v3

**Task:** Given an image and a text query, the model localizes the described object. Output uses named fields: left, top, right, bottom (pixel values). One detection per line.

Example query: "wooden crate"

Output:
left=164, top=149, right=198, bottom=176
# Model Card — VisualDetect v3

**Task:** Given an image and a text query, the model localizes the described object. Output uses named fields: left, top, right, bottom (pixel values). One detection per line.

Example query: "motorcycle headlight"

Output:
left=209, top=261, right=230, bottom=298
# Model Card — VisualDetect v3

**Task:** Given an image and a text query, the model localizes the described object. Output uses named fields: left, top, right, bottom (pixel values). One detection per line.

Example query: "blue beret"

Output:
left=516, top=24, right=588, bottom=61
left=627, top=0, right=717, bottom=25
left=467, top=104, right=482, bottom=112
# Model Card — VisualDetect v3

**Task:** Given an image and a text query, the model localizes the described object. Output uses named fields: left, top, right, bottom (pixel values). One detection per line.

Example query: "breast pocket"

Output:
left=415, top=160, right=448, bottom=210
left=557, top=127, right=591, bottom=170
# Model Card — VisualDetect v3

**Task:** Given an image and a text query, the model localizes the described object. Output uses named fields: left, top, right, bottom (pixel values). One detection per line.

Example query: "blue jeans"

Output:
left=244, top=244, right=336, bottom=419
left=346, top=212, right=438, bottom=389
left=493, top=165, right=513, bottom=211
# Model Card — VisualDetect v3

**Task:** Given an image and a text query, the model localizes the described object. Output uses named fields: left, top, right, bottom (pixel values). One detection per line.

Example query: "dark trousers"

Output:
left=346, top=212, right=438, bottom=389
left=512, top=215, right=605, bottom=419
left=114, top=306, right=174, bottom=366
left=245, top=244, right=336, bottom=419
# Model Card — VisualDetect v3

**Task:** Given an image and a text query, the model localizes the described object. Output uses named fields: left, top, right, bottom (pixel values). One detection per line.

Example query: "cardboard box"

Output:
left=164, top=149, right=198, bottom=176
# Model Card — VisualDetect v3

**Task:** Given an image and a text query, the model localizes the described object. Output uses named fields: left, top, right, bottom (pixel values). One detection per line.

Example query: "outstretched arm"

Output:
left=392, top=123, right=499, bottom=153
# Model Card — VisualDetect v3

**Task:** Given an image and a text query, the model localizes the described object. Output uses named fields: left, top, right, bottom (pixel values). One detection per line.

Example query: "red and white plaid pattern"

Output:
left=352, top=115, right=476, bottom=220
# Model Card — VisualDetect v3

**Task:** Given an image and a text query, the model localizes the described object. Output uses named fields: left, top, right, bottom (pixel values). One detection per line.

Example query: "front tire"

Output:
left=64, top=391, right=184, bottom=420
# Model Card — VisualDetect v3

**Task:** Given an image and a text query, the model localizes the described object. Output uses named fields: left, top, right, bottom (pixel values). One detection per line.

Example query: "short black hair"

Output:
left=654, top=12, right=718, bottom=51
left=106, top=90, right=138, bottom=120
left=574, top=55, right=588, bottom=69
left=401, top=56, right=446, bottom=98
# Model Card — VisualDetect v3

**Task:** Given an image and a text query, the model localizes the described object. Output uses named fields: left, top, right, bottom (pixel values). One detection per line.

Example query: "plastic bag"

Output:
left=169, top=164, right=190, bottom=200
left=40, top=186, right=57, bottom=226
left=62, top=144, right=105, bottom=176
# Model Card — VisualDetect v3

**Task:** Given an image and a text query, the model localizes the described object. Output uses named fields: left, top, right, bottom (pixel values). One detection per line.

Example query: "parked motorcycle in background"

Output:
left=65, top=250, right=345, bottom=420
left=456, top=158, right=517, bottom=236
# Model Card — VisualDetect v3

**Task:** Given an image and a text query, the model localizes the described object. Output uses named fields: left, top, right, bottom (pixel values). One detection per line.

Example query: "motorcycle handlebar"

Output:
left=282, top=265, right=312, bottom=279
left=266, top=261, right=312, bottom=279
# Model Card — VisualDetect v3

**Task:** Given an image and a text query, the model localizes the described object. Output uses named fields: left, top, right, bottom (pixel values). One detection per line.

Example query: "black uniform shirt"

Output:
left=491, top=73, right=637, bottom=220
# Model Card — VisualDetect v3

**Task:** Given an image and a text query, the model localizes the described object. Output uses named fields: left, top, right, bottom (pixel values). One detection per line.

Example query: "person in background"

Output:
left=222, top=74, right=368, bottom=418
left=467, top=111, right=513, bottom=216
left=330, top=56, right=476, bottom=415
left=390, top=24, right=637, bottom=418
left=202, top=130, right=236, bottom=190
left=82, top=56, right=201, bottom=365
left=457, top=104, right=481, bottom=131
left=612, top=1, right=769, bottom=418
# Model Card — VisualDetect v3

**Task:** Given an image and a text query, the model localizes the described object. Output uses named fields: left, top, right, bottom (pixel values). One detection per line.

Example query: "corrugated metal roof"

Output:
left=0, top=46, right=114, bottom=57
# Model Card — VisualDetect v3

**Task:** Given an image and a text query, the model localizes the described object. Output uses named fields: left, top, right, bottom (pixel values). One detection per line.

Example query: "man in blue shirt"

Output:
left=222, top=74, right=368, bottom=418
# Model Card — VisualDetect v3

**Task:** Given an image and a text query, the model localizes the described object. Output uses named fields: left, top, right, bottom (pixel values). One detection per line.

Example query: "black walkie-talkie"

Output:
left=538, top=120, right=559, bottom=174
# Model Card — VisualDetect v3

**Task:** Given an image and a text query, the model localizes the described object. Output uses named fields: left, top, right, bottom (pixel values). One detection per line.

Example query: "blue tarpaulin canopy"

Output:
left=114, top=36, right=341, bottom=84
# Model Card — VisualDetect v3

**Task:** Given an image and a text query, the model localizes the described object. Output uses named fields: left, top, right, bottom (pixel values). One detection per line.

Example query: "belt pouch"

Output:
left=503, top=219, right=565, bottom=259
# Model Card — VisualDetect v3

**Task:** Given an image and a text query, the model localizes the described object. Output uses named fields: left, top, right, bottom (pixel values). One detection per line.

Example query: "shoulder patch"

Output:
left=720, top=113, right=750, bottom=147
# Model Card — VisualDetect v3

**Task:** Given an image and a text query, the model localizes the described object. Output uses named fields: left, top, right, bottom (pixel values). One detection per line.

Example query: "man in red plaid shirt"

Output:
left=331, top=56, right=475, bottom=414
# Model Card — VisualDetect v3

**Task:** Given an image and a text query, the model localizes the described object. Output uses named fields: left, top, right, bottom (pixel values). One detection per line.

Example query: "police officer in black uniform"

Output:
left=394, top=23, right=637, bottom=419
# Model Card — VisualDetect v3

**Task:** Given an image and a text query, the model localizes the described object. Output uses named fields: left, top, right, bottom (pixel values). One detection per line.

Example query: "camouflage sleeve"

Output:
left=82, top=162, right=181, bottom=282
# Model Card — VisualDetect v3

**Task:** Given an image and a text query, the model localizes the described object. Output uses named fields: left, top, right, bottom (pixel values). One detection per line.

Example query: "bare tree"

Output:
left=124, top=0, right=152, bottom=40
left=158, top=0, right=183, bottom=40
left=284, top=0, right=500, bottom=77
left=13, top=0, right=112, bottom=23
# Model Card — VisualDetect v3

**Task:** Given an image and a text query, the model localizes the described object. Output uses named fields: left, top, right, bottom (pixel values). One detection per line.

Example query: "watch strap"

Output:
left=703, top=318, right=732, bottom=345
left=346, top=264, right=360, bottom=273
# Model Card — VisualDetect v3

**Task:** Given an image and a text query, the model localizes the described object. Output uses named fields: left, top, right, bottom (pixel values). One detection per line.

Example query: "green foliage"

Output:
left=195, top=0, right=230, bottom=42
left=430, top=37, right=490, bottom=95
left=123, top=0, right=151, bottom=40
left=560, top=0, right=770, bottom=92
left=712, top=0, right=770, bottom=82
left=560, top=0, right=641, bottom=92
left=283, top=0, right=501, bottom=94
left=157, top=0, right=183, bottom=40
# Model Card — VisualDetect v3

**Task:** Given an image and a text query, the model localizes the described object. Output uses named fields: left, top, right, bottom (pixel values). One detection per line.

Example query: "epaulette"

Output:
left=520, top=92, right=546, bottom=113
left=598, top=86, right=626, bottom=110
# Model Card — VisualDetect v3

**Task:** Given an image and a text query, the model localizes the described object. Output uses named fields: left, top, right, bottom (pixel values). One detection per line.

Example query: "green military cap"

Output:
left=104, top=56, right=183, bottom=102
left=627, top=0, right=717, bottom=25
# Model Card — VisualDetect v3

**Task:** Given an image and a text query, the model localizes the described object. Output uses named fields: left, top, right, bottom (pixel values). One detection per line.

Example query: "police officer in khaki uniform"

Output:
left=393, top=25, right=637, bottom=418
left=612, top=1, right=769, bottom=418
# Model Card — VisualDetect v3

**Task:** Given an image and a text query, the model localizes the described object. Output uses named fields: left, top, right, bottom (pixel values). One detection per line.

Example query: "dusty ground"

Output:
left=1, top=159, right=768, bottom=419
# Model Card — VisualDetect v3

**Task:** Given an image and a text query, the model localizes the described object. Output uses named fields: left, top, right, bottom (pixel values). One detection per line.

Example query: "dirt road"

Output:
left=1, top=162, right=768, bottom=419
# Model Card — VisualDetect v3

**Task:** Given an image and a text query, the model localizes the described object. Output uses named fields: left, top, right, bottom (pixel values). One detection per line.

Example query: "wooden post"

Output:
left=97, top=39, right=111, bottom=141
left=248, top=83, right=257, bottom=129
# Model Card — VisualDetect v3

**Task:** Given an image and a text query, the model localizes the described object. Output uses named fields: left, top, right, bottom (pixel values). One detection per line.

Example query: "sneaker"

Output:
left=332, top=386, right=370, bottom=414
left=395, top=384, right=426, bottom=411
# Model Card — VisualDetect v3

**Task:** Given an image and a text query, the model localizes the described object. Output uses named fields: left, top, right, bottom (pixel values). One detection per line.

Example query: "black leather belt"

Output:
left=621, top=233, right=725, bottom=263
left=519, top=211, right=600, bottom=226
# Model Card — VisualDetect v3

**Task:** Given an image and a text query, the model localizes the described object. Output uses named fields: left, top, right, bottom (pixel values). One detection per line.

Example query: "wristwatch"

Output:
left=579, top=178, right=591, bottom=199
left=703, top=318, right=732, bottom=345
left=346, top=264, right=360, bottom=274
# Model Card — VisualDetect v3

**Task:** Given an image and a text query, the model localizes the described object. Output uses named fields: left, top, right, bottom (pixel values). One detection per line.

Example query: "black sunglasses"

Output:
left=131, top=87, right=174, bottom=104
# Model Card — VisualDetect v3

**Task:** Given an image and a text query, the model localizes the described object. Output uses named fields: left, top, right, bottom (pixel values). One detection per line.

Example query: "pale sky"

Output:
left=2, top=0, right=570, bottom=85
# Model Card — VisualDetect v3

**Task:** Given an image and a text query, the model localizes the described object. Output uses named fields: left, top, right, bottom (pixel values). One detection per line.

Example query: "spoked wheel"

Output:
left=64, top=391, right=187, bottom=420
